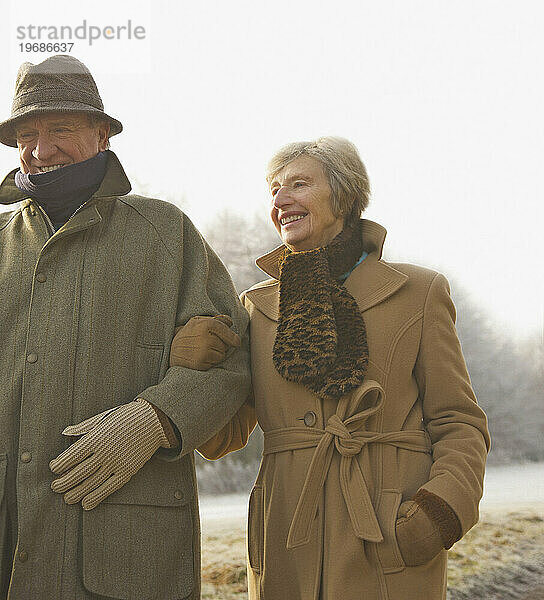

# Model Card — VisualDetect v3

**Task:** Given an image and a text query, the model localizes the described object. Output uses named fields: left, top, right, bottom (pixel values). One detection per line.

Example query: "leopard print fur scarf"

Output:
left=273, top=220, right=368, bottom=401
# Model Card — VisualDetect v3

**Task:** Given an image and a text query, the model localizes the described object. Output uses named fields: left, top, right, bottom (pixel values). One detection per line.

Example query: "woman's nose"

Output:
left=273, top=186, right=292, bottom=208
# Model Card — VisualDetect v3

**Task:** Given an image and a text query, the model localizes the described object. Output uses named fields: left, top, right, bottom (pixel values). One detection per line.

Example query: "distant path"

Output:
left=481, top=462, right=544, bottom=510
left=200, top=462, right=544, bottom=529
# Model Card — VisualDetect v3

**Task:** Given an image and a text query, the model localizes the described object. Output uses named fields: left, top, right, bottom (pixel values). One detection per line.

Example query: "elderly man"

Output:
left=0, top=54, right=250, bottom=600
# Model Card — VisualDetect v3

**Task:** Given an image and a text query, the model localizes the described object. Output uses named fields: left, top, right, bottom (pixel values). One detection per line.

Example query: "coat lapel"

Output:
left=344, top=252, right=408, bottom=313
left=244, top=280, right=280, bottom=321
left=247, top=219, right=408, bottom=321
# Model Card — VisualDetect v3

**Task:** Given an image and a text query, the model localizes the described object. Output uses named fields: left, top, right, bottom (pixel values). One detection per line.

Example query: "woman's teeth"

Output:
left=281, top=214, right=306, bottom=225
left=36, top=164, right=66, bottom=173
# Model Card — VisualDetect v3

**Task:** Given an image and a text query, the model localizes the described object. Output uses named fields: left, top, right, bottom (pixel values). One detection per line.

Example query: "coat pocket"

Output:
left=134, top=342, right=165, bottom=396
left=375, top=489, right=406, bottom=574
left=248, top=486, right=264, bottom=573
left=82, top=459, right=194, bottom=600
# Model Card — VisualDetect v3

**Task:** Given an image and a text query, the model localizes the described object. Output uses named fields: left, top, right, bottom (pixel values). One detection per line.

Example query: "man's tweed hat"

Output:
left=0, top=54, right=123, bottom=147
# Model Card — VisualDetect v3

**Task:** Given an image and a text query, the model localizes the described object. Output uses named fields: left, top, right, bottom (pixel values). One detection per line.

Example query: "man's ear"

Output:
left=97, top=121, right=111, bottom=151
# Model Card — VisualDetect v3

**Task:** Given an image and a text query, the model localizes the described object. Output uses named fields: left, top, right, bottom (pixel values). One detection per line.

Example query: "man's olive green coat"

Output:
left=199, top=220, right=490, bottom=600
left=0, top=151, right=251, bottom=600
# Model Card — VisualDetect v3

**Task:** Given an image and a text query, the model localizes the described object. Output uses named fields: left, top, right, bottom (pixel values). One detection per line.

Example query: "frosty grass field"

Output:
left=199, top=463, right=544, bottom=600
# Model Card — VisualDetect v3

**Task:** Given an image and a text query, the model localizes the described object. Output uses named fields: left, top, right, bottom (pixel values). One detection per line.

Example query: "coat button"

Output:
left=36, top=272, right=47, bottom=283
left=303, top=411, right=317, bottom=427
left=19, top=550, right=28, bottom=562
left=174, top=490, right=183, bottom=500
left=20, top=452, right=32, bottom=463
left=26, top=353, right=38, bottom=363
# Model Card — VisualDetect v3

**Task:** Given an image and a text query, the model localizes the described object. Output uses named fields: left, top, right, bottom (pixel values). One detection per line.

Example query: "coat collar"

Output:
left=0, top=150, right=131, bottom=205
left=246, top=219, right=408, bottom=321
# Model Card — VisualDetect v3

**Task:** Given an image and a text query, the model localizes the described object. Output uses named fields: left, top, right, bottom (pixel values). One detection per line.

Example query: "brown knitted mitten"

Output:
left=395, top=489, right=462, bottom=566
left=395, top=500, right=444, bottom=566
left=412, top=488, right=462, bottom=549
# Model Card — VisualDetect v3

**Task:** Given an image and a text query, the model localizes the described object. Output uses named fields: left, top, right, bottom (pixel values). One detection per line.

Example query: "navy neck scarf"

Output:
left=15, top=152, right=107, bottom=231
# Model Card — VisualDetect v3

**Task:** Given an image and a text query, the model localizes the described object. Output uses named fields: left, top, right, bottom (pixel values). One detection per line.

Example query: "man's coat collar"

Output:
left=0, top=150, right=131, bottom=205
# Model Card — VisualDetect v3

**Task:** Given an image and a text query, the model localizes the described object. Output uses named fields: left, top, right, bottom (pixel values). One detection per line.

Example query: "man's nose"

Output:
left=32, top=135, right=57, bottom=161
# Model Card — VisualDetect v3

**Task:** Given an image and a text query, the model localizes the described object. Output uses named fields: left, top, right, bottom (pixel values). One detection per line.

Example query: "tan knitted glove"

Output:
left=49, top=399, right=171, bottom=510
left=170, top=314, right=241, bottom=370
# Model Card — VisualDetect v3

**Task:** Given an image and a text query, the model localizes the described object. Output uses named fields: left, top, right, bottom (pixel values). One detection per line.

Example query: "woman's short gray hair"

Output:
left=266, top=136, right=370, bottom=226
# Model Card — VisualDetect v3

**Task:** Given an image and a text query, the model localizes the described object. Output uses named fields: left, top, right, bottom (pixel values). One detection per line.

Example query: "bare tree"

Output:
left=204, top=209, right=280, bottom=293
left=452, top=282, right=543, bottom=464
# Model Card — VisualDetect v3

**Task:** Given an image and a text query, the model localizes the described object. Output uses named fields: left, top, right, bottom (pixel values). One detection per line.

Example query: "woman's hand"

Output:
left=170, top=315, right=241, bottom=371
left=395, top=500, right=444, bottom=566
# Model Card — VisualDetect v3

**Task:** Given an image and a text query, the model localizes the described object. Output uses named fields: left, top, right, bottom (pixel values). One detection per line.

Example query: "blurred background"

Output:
left=1, top=1, right=541, bottom=478
left=1, top=2, right=543, bottom=596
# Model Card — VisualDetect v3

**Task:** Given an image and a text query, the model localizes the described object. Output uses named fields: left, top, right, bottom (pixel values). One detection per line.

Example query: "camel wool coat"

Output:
left=0, top=151, right=251, bottom=600
left=198, top=219, right=490, bottom=600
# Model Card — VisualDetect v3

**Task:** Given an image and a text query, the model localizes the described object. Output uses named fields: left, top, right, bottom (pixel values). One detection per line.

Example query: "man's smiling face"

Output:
left=15, top=112, right=110, bottom=174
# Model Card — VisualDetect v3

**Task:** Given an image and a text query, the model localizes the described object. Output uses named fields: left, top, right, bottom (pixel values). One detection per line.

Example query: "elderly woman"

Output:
left=171, top=137, right=490, bottom=600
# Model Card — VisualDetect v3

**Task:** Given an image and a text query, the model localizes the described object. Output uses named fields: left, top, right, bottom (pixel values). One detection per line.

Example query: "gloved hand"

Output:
left=50, top=399, right=171, bottom=510
left=170, top=314, right=241, bottom=370
left=395, top=500, right=444, bottom=566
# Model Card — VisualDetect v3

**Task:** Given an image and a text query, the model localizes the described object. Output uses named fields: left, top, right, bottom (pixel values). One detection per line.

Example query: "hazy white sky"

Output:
left=1, top=0, right=542, bottom=338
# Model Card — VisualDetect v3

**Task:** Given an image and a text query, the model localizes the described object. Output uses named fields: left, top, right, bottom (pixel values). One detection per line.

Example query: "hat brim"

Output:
left=0, top=102, right=123, bottom=147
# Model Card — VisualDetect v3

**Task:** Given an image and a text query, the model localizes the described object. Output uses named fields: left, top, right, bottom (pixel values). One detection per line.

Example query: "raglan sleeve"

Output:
left=137, top=213, right=252, bottom=460
left=414, top=272, right=491, bottom=537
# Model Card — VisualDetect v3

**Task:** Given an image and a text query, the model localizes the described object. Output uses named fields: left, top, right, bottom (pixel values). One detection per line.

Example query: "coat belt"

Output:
left=263, top=380, right=431, bottom=549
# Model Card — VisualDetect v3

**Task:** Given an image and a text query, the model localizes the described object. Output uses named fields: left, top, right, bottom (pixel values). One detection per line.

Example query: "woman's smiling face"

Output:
left=269, top=156, right=344, bottom=252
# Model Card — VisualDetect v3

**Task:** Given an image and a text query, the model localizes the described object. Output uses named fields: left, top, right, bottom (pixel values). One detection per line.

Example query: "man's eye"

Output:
left=16, top=132, right=34, bottom=141
left=53, top=128, right=70, bottom=133
left=293, top=181, right=306, bottom=188
left=271, top=188, right=279, bottom=196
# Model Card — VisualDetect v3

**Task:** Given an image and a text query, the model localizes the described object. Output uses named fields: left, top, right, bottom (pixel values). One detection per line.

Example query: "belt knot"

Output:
left=262, top=381, right=432, bottom=549
left=325, top=414, right=362, bottom=457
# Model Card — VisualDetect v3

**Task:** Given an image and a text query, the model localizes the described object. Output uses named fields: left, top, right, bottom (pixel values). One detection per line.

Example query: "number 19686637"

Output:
left=20, top=42, right=74, bottom=52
